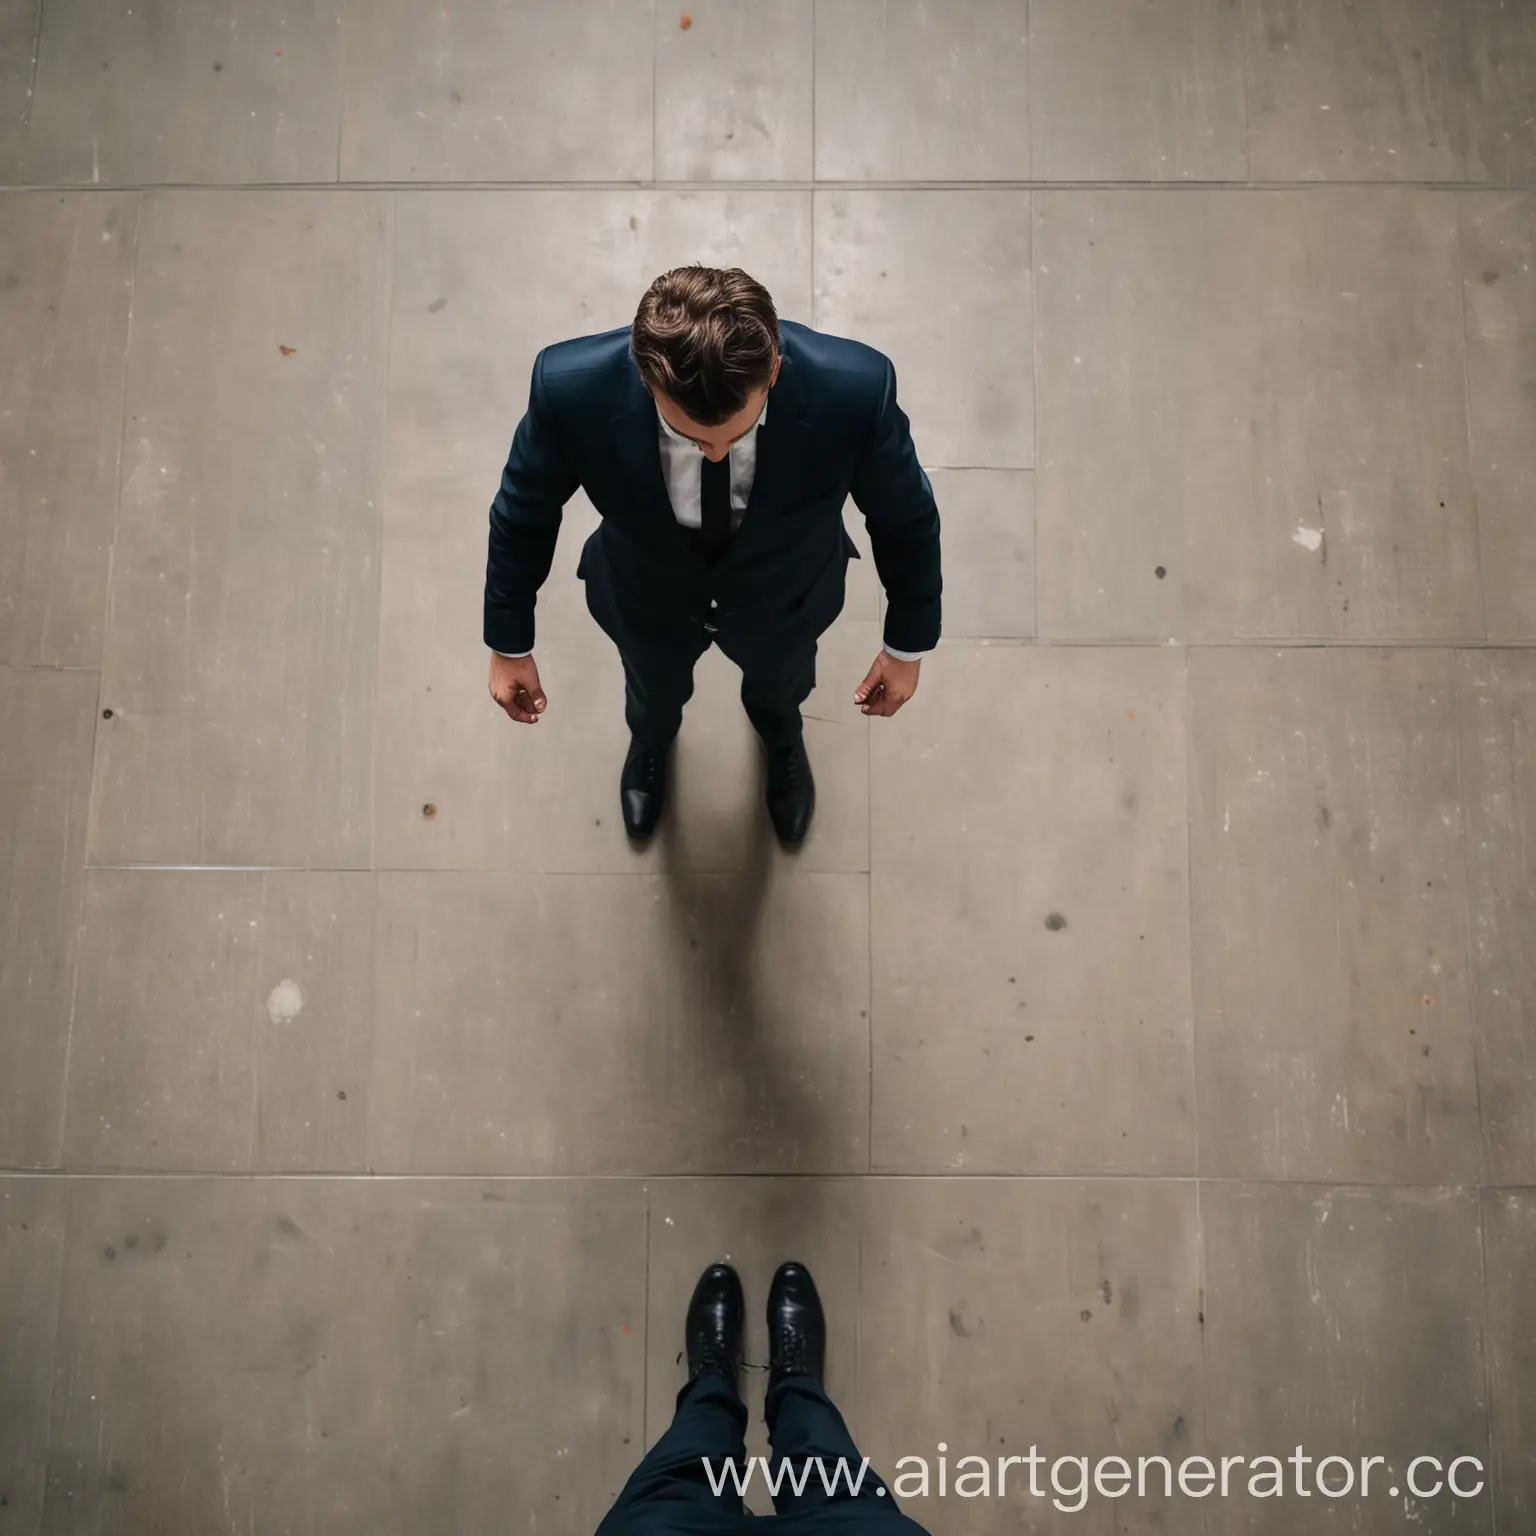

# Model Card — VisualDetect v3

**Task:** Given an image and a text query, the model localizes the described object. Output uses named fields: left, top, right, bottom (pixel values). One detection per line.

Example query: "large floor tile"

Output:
left=1029, top=0, right=1248, bottom=181
left=1035, top=191, right=1481, bottom=641
left=1203, top=1184, right=1490, bottom=1536
left=339, top=0, right=653, bottom=181
left=63, top=871, right=372, bottom=1172
left=0, top=668, right=96, bottom=1168
left=1457, top=651, right=1536, bottom=1184
left=0, top=1178, right=68, bottom=1533
left=42, top=1177, right=646, bottom=1534
left=1462, top=195, right=1536, bottom=640
left=816, top=191, right=1033, bottom=470
left=23, top=0, right=342, bottom=184
left=814, top=0, right=1030, bottom=180
left=858, top=1179, right=1203, bottom=1533
left=871, top=646, right=1194, bottom=1175
left=1464, top=0, right=1536, bottom=184
left=0, top=1, right=37, bottom=180
left=88, top=192, right=387, bottom=868
left=1243, top=0, right=1474, bottom=181
left=1485, top=1190, right=1536, bottom=1533
left=1, top=193, right=136, bottom=669
left=370, top=868, right=870, bottom=1174
left=927, top=470, right=1034, bottom=639
left=655, top=0, right=813, bottom=181
left=1190, top=648, right=1479, bottom=1183
left=645, top=1177, right=862, bottom=1517
left=378, top=189, right=874, bottom=874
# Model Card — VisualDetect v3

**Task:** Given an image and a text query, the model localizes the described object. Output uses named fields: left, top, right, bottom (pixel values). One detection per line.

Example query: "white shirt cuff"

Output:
left=493, top=649, right=532, bottom=659
left=881, top=645, right=929, bottom=663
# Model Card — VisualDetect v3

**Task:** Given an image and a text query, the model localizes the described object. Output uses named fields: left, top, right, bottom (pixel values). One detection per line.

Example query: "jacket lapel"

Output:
left=718, top=349, right=813, bottom=570
left=609, top=360, right=701, bottom=562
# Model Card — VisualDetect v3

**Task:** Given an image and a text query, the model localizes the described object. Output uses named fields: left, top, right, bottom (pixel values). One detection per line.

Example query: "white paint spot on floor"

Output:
left=1293, top=525, right=1324, bottom=553
left=266, top=979, right=304, bottom=1024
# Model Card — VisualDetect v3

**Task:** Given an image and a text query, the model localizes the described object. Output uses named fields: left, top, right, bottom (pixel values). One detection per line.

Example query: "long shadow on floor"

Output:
left=655, top=779, right=839, bottom=1194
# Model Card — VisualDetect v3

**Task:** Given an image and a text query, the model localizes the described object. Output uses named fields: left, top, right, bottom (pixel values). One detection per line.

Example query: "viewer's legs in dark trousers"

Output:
left=765, top=1374, right=926, bottom=1529
left=595, top=1373, right=748, bottom=1536
left=620, top=632, right=711, bottom=754
left=738, top=641, right=818, bottom=753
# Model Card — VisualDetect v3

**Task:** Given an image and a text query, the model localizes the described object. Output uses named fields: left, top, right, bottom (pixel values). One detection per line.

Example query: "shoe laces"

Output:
left=770, top=748, right=805, bottom=795
left=775, top=1333, right=811, bottom=1376
left=691, top=1341, right=736, bottom=1379
left=631, top=750, right=661, bottom=789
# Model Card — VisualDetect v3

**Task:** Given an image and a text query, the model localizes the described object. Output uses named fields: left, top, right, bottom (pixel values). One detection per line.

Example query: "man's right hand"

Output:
left=488, top=652, right=547, bottom=724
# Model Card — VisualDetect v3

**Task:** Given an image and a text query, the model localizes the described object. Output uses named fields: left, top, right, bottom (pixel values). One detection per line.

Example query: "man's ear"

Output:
left=769, top=353, right=782, bottom=389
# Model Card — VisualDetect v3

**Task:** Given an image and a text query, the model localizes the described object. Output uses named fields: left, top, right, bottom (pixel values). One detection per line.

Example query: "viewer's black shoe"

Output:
left=621, top=738, right=667, bottom=840
left=686, top=1263, right=745, bottom=1386
left=766, top=739, right=815, bottom=845
left=767, top=1261, right=827, bottom=1386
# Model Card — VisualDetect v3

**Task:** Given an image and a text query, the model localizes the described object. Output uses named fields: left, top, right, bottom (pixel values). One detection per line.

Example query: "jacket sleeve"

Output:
left=848, top=357, right=943, bottom=655
left=483, top=349, right=581, bottom=655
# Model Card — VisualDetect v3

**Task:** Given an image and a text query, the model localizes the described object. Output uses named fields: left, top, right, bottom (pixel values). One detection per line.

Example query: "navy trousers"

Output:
left=595, top=1372, right=929, bottom=1534
left=617, top=629, right=818, bottom=756
left=580, top=528, right=835, bottom=757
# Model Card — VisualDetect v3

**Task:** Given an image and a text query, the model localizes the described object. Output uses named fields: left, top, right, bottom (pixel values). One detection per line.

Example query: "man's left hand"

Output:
left=854, top=652, right=921, bottom=717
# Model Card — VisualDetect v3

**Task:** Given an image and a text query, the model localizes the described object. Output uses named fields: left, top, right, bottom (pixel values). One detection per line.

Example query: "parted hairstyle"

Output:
left=630, top=266, right=781, bottom=427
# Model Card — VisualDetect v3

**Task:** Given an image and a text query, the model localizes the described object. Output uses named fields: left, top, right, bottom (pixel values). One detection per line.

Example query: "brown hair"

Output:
left=631, top=266, right=780, bottom=427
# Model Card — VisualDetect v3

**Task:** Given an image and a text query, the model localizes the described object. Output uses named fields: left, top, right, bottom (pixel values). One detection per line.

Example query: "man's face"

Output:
left=652, top=354, right=781, bottom=461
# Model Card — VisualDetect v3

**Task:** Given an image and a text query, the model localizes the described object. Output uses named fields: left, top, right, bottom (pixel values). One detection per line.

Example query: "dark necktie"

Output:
left=699, top=452, right=733, bottom=557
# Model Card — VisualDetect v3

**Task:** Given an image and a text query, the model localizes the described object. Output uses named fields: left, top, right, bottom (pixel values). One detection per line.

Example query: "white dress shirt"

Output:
left=655, top=395, right=762, bottom=530
left=497, top=398, right=925, bottom=660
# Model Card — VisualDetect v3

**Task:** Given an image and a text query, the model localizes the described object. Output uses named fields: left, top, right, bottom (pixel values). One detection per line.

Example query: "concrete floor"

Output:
left=1, top=1, right=1534, bottom=1532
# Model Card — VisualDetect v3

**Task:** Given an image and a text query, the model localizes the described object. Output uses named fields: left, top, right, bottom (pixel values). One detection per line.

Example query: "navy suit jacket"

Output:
left=483, top=320, right=942, bottom=659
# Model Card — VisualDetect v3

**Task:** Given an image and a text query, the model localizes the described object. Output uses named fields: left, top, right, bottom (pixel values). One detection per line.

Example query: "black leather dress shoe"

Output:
left=686, top=1263, right=745, bottom=1385
left=621, top=738, right=667, bottom=840
left=766, top=739, right=815, bottom=845
left=767, top=1261, right=827, bottom=1385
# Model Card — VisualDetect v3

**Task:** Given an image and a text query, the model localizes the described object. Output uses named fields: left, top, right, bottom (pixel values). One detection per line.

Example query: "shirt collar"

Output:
left=656, top=395, right=768, bottom=446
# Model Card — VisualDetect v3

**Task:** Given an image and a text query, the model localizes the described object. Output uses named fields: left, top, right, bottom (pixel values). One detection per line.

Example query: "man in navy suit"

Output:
left=484, top=266, right=942, bottom=843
